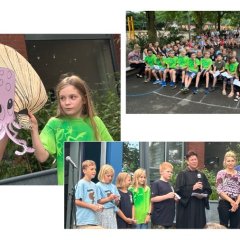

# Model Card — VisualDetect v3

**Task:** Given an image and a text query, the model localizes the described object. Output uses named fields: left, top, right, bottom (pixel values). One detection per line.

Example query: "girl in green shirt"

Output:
left=129, top=168, right=151, bottom=229
left=29, top=74, right=113, bottom=185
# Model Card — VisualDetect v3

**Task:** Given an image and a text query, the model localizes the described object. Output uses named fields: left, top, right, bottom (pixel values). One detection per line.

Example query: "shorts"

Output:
left=153, top=65, right=165, bottom=72
left=186, top=71, right=197, bottom=79
left=223, top=77, right=234, bottom=84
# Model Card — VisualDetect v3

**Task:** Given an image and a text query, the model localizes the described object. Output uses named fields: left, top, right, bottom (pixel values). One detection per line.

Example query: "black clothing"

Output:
left=151, top=180, right=175, bottom=227
left=175, top=168, right=212, bottom=229
left=116, top=190, right=134, bottom=229
left=218, top=200, right=240, bottom=229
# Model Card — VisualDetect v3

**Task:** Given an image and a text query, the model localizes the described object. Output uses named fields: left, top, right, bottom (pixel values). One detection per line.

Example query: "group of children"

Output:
left=75, top=160, right=177, bottom=229
left=128, top=33, right=240, bottom=101
left=142, top=45, right=240, bottom=100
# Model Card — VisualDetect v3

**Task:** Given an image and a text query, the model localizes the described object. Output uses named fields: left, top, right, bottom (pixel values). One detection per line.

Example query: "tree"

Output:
left=123, top=142, right=139, bottom=173
left=146, top=11, right=157, bottom=43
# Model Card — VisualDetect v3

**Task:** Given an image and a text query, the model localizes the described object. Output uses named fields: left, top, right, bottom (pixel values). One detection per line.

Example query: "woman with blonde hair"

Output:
left=129, top=168, right=151, bottom=229
left=216, top=151, right=240, bottom=228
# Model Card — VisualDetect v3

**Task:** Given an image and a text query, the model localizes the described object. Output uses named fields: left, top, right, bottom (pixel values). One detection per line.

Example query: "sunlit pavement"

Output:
left=126, top=74, right=240, bottom=114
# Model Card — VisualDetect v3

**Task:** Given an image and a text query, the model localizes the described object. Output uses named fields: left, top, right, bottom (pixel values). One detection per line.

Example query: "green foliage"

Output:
left=93, top=72, right=120, bottom=141
left=202, top=168, right=218, bottom=200
left=122, top=142, right=140, bottom=174
left=127, top=33, right=150, bottom=52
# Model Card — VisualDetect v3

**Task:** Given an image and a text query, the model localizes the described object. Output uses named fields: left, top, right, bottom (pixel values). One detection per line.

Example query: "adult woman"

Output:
left=128, top=44, right=145, bottom=78
left=216, top=151, right=240, bottom=228
left=175, top=150, right=212, bottom=229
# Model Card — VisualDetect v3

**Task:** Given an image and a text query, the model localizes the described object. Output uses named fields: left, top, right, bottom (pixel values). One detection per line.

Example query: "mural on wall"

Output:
left=0, top=43, right=48, bottom=155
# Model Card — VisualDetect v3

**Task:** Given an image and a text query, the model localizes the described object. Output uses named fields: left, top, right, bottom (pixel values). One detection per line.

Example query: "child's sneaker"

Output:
left=162, top=81, right=167, bottom=87
left=170, top=81, right=174, bottom=87
left=171, top=84, right=177, bottom=89
left=193, top=87, right=198, bottom=94
left=182, top=88, right=189, bottom=94
left=204, top=88, right=209, bottom=95
left=209, top=86, right=215, bottom=92
left=234, top=95, right=240, bottom=102
left=153, top=79, right=161, bottom=84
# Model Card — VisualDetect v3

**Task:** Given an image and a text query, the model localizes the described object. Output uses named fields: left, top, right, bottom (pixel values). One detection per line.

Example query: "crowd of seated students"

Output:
left=128, top=30, right=240, bottom=101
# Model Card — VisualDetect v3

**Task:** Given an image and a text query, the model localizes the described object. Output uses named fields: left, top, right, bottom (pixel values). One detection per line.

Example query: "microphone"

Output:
left=197, top=173, right=202, bottom=182
left=66, top=156, right=78, bottom=169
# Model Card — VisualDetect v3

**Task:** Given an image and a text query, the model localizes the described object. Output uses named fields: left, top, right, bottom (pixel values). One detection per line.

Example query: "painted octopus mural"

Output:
left=0, top=43, right=48, bottom=155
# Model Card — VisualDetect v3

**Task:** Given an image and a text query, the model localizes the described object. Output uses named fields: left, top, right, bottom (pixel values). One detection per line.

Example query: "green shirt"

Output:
left=129, top=186, right=151, bottom=224
left=144, top=54, right=156, bottom=67
left=201, top=58, right=212, bottom=70
left=188, top=58, right=200, bottom=72
left=154, top=57, right=166, bottom=68
left=40, top=116, right=113, bottom=185
left=165, top=56, right=178, bottom=69
left=177, top=55, right=189, bottom=68
left=226, top=62, right=239, bottom=74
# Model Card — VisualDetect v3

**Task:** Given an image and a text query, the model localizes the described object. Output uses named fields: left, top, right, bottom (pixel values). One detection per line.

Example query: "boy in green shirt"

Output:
left=162, top=50, right=178, bottom=88
left=144, top=49, right=157, bottom=83
left=194, top=51, right=213, bottom=94
left=176, top=49, right=189, bottom=89
left=181, top=52, right=200, bottom=94
left=152, top=52, right=166, bottom=85
left=222, top=56, right=239, bottom=98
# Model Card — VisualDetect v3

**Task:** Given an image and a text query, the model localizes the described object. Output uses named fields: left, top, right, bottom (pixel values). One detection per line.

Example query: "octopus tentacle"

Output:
left=0, top=124, right=6, bottom=140
left=5, top=121, right=34, bottom=155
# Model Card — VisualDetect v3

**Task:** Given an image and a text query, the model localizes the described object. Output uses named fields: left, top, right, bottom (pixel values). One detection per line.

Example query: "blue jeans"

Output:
left=135, top=223, right=148, bottom=229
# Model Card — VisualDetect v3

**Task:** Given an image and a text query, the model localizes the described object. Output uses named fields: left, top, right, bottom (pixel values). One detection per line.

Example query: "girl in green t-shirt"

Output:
left=29, top=74, right=113, bottom=185
left=129, top=168, right=151, bottom=229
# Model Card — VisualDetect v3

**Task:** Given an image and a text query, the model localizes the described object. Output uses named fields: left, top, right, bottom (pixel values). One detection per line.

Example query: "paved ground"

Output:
left=126, top=75, right=240, bottom=114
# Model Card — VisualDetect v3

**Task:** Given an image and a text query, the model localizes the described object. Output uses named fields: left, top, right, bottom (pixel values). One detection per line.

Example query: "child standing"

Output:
left=96, top=164, right=120, bottom=229
left=75, top=160, right=103, bottom=229
left=29, top=74, right=113, bottom=185
left=129, top=168, right=151, bottom=229
left=151, top=162, right=178, bottom=229
left=116, top=172, right=136, bottom=229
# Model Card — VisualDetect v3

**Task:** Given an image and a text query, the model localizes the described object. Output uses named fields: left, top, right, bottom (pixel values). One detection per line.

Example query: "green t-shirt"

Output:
left=155, top=57, right=166, bottom=68
left=166, top=56, right=178, bottom=69
left=40, top=116, right=113, bottom=185
left=226, top=62, right=239, bottom=74
left=177, top=55, right=189, bottom=68
left=201, top=58, right=212, bottom=70
left=188, top=58, right=200, bottom=72
left=129, top=186, right=151, bottom=224
left=144, top=54, right=157, bottom=67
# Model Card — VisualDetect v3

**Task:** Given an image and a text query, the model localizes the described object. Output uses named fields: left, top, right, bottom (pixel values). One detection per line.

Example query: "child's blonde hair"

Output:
left=131, top=168, right=147, bottom=190
left=82, top=160, right=96, bottom=170
left=223, top=151, right=237, bottom=168
left=116, top=172, right=131, bottom=189
left=160, top=162, right=173, bottom=173
left=98, top=164, right=115, bottom=183
left=56, top=73, right=99, bottom=140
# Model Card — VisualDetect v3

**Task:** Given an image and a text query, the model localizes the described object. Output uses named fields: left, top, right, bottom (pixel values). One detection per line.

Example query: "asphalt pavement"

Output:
left=126, top=75, right=240, bottom=114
